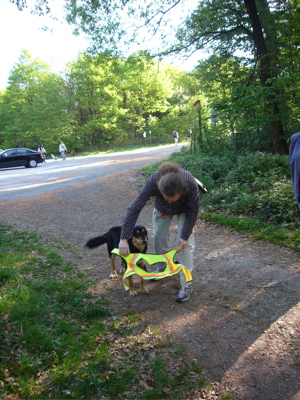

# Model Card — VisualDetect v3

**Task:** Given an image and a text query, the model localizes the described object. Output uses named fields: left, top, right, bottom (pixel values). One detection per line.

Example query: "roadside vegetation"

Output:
left=141, top=146, right=300, bottom=252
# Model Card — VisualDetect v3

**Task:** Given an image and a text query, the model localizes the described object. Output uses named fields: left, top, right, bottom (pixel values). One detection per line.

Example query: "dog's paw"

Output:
left=142, top=288, right=149, bottom=294
left=129, top=290, right=138, bottom=296
left=109, top=273, right=118, bottom=279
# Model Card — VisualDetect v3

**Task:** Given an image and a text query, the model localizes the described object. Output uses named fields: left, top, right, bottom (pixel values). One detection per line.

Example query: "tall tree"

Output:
left=67, top=51, right=176, bottom=146
left=173, top=0, right=291, bottom=153
left=119, top=52, right=172, bottom=138
left=0, top=50, right=72, bottom=149
left=193, top=55, right=271, bottom=151
left=67, top=52, right=123, bottom=147
left=243, top=0, right=288, bottom=153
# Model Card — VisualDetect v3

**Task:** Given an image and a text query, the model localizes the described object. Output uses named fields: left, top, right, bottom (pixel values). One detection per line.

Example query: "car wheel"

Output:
left=28, top=159, right=37, bottom=168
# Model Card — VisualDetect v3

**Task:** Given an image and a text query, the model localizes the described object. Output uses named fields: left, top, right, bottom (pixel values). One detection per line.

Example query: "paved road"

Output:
left=0, top=144, right=185, bottom=202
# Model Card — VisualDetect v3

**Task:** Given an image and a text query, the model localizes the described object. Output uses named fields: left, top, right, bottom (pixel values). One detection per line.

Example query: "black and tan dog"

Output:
left=85, top=225, right=148, bottom=295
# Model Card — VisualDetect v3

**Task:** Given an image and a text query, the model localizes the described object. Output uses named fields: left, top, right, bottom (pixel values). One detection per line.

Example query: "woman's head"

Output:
left=157, top=162, right=187, bottom=199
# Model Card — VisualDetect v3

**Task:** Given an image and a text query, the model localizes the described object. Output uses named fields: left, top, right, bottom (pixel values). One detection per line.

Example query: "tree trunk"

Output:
left=243, top=0, right=288, bottom=154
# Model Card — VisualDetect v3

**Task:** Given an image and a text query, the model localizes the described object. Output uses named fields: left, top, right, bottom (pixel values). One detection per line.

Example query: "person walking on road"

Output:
left=118, top=162, right=200, bottom=303
left=38, top=143, right=47, bottom=162
left=173, top=131, right=179, bottom=145
left=59, top=141, right=67, bottom=160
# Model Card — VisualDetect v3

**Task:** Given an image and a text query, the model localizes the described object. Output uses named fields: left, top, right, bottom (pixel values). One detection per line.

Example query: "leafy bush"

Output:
left=164, top=148, right=298, bottom=226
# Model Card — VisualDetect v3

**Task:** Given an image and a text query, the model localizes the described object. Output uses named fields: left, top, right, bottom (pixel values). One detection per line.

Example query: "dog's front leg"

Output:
left=110, top=254, right=118, bottom=278
left=119, top=259, right=126, bottom=275
left=140, top=277, right=148, bottom=294
left=126, top=276, right=137, bottom=296
left=137, top=260, right=149, bottom=294
left=121, top=262, right=137, bottom=296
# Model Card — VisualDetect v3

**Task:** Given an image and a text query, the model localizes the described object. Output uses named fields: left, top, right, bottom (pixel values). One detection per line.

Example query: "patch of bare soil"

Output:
left=1, top=166, right=299, bottom=400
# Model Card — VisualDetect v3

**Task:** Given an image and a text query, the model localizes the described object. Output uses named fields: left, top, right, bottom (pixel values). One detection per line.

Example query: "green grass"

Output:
left=199, top=212, right=300, bottom=251
left=0, top=223, right=231, bottom=399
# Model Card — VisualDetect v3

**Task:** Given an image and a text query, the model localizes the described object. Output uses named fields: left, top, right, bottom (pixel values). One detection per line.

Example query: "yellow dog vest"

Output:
left=111, top=248, right=193, bottom=291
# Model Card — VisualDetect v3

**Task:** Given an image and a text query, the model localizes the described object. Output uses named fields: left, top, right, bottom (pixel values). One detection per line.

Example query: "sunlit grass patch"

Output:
left=201, top=212, right=300, bottom=251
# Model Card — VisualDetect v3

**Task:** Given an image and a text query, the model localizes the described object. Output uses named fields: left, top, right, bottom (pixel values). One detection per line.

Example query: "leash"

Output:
left=111, top=248, right=193, bottom=292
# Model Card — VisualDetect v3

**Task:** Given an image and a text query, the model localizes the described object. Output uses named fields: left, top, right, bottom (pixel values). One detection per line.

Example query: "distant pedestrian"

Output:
left=186, top=130, right=192, bottom=145
left=59, top=141, right=67, bottom=160
left=289, top=132, right=300, bottom=210
left=173, top=131, right=179, bottom=146
left=38, top=143, right=46, bottom=162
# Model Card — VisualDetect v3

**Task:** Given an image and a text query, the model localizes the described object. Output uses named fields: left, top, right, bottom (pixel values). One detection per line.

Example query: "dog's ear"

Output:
left=141, top=228, right=148, bottom=238
left=133, top=226, right=148, bottom=240
left=133, top=229, right=141, bottom=238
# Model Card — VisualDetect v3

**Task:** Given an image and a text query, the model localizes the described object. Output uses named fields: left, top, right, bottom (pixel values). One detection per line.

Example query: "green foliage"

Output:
left=173, top=149, right=297, bottom=223
left=0, top=50, right=198, bottom=151
left=172, top=0, right=300, bottom=153
left=5, top=1, right=300, bottom=155
left=141, top=147, right=300, bottom=250
left=192, top=54, right=275, bottom=153
left=0, top=50, right=73, bottom=151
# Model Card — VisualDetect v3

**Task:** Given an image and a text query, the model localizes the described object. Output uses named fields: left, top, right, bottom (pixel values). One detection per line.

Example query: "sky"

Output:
left=0, top=1, right=90, bottom=89
left=0, top=0, right=203, bottom=89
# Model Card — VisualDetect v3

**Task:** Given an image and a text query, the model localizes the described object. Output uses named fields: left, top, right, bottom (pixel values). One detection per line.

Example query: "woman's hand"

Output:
left=119, top=239, right=130, bottom=256
left=177, top=238, right=187, bottom=252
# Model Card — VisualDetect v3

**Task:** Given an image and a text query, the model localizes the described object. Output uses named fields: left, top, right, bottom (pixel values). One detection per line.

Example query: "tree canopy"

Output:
left=0, top=49, right=200, bottom=152
left=5, top=0, right=300, bottom=154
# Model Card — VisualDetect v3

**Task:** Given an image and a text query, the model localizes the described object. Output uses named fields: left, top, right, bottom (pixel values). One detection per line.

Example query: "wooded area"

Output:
left=1, top=0, right=299, bottom=155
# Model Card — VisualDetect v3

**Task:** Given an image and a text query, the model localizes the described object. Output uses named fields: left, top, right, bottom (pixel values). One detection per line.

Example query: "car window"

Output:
left=5, top=149, right=17, bottom=156
left=16, top=149, right=27, bottom=155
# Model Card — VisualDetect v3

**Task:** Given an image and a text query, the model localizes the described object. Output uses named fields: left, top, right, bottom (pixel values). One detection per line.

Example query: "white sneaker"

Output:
left=176, top=285, right=193, bottom=302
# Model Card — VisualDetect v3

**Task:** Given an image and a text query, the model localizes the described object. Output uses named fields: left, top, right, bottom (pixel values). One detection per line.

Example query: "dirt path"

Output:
left=1, top=166, right=300, bottom=400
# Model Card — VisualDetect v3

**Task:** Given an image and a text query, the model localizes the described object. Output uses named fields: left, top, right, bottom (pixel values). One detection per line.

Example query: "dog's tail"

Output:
left=85, top=234, right=107, bottom=249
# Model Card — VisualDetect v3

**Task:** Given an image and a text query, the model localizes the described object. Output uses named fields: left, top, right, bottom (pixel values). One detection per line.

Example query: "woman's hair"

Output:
left=157, top=162, right=188, bottom=197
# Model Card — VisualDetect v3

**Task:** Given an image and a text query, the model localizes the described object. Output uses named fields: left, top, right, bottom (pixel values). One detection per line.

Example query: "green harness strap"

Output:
left=111, top=249, right=193, bottom=292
